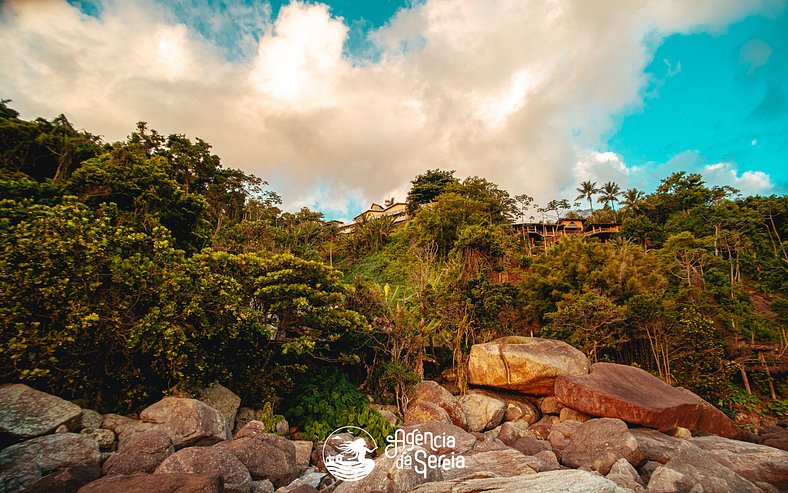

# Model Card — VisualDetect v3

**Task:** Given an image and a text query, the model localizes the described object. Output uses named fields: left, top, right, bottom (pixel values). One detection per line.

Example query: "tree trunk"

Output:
left=740, top=365, right=752, bottom=394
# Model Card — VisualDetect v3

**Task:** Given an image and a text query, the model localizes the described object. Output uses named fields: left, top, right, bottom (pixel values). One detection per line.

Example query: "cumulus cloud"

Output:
left=573, top=149, right=776, bottom=197
left=0, top=0, right=780, bottom=217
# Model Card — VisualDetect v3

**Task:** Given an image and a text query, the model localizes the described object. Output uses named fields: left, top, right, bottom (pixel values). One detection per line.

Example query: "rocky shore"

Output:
left=1, top=337, right=786, bottom=493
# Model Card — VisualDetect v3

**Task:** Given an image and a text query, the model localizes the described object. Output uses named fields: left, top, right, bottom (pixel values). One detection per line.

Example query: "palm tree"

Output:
left=575, top=180, right=599, bottom=215
left=621, top=188, right=645, bottom=214
left=597, top=181, right=621, bottom=211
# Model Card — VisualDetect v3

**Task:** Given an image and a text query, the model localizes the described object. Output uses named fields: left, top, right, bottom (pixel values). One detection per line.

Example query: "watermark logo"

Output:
left=323, top=426, right=377, bottom=482
left=324, top=426, right=465, bottom=482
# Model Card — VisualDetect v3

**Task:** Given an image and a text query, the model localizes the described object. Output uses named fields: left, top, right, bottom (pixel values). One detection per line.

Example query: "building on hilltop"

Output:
left=339, top=200, right=410, bottom=234
left=514, top=218, right=621, bottom=246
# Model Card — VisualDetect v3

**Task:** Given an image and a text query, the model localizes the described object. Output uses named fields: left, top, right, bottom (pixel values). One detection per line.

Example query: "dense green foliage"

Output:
left=286, top=369, right=395, bottom=446
left=0, top=100, right=785, bottom=424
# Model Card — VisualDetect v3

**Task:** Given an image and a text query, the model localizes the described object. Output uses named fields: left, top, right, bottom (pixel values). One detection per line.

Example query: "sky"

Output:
left=1, top=0, right=786, bottom=221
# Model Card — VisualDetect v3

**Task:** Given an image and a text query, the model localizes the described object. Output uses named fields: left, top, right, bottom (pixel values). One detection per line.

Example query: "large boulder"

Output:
left=404, top=402, right=452, bottom=425
left=760, top=429, right=788, bottom=451
left=332, top=445, right=442, bottom=493
left=629, top=428, right=680, bottom=463
left=468, top=389, right=540, bottom=424
left=410, top=469, right=631, bottom=492
left=22, top=465, right=101, bottom=493
left=0, top=384, right=82, bottom=439
left=140, top=397, right=228, bottom=448
left=192, top=383, right=241, bottom=439
left=79, top=473, right=222, bottom=493
left=647, top=441, right=761, bottom=493
left=155, top=446, right=252, bottom=493
left=467, top=337, right=589, bottom=394
left=690, top=435, right=788, bottom=489
left=102, top=429, right=174, bottom=475
left=216, top=437, right=298, bottom=487
left=442, top=449, right=535, bottom=480
left=560, top=418, right=645, bottom=475
left=555, top=363, right=743, bottom=438
left=458, top=394, right=505, bottom=432
left=227, top=421, right=298, bottom=486
left=409, top=381, right=467, bottom=429
left=0, top=433, right=100, bottom=492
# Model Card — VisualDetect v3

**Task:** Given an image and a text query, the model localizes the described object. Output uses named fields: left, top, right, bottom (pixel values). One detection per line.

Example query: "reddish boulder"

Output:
left=79, top=473, right=222, bottom=493
left=555, top=363, right=743, bottom=439
left=155, top=446, right=251, bottom=493
left=408, top=381, right=467, bottom=429
left=102, top=429, right=174, bottom=475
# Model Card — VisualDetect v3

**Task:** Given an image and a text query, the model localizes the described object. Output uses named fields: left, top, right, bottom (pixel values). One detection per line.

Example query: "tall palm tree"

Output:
left=597, top=181, right=621, bottom=211
left=621, top=188, right=645, bottom=214
left=575, top=180, right=599, bottom=215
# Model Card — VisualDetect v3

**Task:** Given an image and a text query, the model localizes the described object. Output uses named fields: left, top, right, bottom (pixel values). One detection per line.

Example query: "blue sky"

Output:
left=3, top=0, right=786, bottom=220
left=608, top=10, right=788, bottom=191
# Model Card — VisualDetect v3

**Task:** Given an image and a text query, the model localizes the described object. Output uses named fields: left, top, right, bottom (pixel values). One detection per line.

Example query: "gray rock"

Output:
left=459, top=394, right=506, bottom=432
left=277, top=470, right=326, bottom=492
left=155, top=446, right=252, bottom=493
left=140, top=397, right=227, bottom=448
left=0, top=384, right=82, bottom=439
left=234, top=407, right=257, bottom=435
left=79, top=472, right=222, bottom=493
left=332, top=445, right=442, bottom=493
left=638, top=460, right=660, bottom=484
left=99, top=413, right=137, bottom=434
left=102, top=429, right=174, bottom=475
left=251, top=479, right=275, bottom=493
left=193, top=383, right=242, bottom=439
left=292, top=440, right=314, bottom=468
left=80, top=428, right=115, bottom=449
left=78, top=409, right=104, bottom=430
left=690, top=434, right=788, bottom=489
left=561, top=418, right=646, bottom=475
left=411, top=469, right=631, bottom=492
left=630, top=428, right=681, bottom=463
left=647, top=441, right=761, bottom=493
left=0, top=433, right=100, bottom=492
left=606, top=457, right=644, bottom=492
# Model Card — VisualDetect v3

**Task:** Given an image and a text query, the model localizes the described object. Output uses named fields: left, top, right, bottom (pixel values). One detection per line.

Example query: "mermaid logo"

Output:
left=323, top=426, right=377, bottom=482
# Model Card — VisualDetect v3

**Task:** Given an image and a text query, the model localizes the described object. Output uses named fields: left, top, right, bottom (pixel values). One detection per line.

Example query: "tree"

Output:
left=575, top=180, right=599, bottom=214
left=597, top=181, right=621, bottom=213
left=542, top=292, right=627, bottom=362
left=620, top=188, right=646, bottom=215
left=406, top=169, right=458, bottom=215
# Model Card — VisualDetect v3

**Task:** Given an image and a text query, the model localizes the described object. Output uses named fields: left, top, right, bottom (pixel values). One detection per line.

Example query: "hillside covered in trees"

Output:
left=1, top=101, right=786, bottom=435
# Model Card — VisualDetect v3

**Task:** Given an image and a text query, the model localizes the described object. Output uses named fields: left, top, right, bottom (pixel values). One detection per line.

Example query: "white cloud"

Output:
left=573, top=149, right=776, bottom=197
left=0, top=0, right=780, bottom=215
